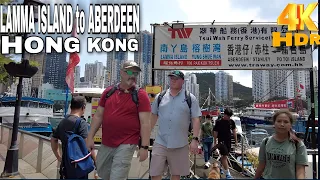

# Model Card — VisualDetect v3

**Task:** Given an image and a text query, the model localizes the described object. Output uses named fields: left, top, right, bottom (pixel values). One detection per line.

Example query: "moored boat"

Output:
left=0, top=96, right=54, bottom=136
left=240, top=107, right=279, bottom=126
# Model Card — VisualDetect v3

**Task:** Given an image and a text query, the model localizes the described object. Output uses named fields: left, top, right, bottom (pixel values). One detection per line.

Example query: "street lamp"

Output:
left=1, top=0, right=44, bottom=177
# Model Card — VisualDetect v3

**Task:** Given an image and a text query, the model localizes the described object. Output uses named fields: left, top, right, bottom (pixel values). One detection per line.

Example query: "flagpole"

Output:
left=64, top=13, right=78, bottom=117
left=64, top=87, right=69, bottom=117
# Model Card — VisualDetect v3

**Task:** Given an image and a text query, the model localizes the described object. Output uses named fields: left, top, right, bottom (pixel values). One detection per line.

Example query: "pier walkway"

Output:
left=0, top=124, right=247, bottom=179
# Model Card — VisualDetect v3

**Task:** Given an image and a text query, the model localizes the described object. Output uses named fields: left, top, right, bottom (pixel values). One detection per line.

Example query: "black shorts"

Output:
left=214, top=141, right=231, bottom=156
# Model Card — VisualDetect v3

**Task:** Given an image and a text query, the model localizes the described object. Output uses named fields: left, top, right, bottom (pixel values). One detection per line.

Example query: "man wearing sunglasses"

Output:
left=86, top=61, right=152, bottom=180
left=150, top=70, right=202, bottom=180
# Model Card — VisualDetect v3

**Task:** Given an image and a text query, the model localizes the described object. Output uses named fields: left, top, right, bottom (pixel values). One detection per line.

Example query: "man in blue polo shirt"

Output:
left=150, top=70, right=202, bottom=180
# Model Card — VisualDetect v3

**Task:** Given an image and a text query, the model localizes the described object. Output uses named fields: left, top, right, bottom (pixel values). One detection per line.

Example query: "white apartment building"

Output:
left=74, top=66, right=81, bottom=88
left=184, top=73, right=200, bottom=101
left=313, top=66, right=318, bottom=88
left=38, top=83, right=54, bottom=98
left=252, top=70, right=270, bottom=102
left=252, top=69, right=311, bottom=101
left=215, top=71, right=233, bottom=103
left=25, top=51, right=46, bottom=89
left=9, top=78, right=32, bottom=97
left=105, top=33, right=128, bottom=87
left=134, top=31, right=153, bottom=87
left=154, top=70, right=171, bottom=90
left=84, top=61, right=104, bottom=88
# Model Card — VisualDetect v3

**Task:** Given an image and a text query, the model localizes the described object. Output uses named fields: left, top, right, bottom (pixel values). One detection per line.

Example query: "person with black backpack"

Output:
left=254, top=109, right=308, bottom=179
left=86, top=61, right=152, bottom=180
left=149, top=70, right=202, bottom=180
left=51, top=96, right=95, bottom=179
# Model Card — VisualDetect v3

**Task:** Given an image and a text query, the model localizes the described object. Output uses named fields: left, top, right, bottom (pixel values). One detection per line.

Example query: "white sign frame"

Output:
left=153, top=24, right=313, bottom=70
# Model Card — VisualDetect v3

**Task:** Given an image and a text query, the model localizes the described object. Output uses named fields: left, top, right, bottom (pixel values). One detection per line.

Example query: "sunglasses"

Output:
left=125, top=70, right=139, bottom=76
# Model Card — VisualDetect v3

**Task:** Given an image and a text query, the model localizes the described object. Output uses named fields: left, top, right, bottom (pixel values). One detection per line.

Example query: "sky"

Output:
left=9, top=0, right=319, bottom=88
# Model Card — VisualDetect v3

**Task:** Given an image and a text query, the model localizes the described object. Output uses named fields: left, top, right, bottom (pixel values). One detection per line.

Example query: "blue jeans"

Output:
left=202, top=137, right=213, bottom=162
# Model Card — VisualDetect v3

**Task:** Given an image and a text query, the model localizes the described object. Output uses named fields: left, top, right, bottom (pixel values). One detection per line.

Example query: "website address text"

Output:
left=228, top=63, right=304, bottom=68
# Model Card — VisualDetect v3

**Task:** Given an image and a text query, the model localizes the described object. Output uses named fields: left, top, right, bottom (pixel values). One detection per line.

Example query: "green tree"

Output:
left=27, top=60, right=39, bottom=67
left=0, top=0, right=32, bottom=84
left=0, top=56, right=40, bottom=84
left=0, top=0, right=11, bottom=3
left=0, top=55, right=14, bottom=84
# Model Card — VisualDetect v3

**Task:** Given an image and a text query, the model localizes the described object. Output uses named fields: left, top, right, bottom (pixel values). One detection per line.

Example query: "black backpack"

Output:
left=105, top=83, right=140, bottom=107
left=157, top=90, right=193, bottom=132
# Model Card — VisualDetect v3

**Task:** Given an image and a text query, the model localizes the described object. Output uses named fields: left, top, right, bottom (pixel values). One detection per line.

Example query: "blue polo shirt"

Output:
left=151, top=89, right=202, bottom=148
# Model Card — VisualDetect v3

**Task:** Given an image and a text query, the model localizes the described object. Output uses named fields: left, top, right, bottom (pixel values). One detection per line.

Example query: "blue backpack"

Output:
left=62, top=118, right=95, bottom=178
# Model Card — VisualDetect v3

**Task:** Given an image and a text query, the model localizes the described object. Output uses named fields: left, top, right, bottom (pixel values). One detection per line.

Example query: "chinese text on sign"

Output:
left=154, top=24, right=312, bottom=70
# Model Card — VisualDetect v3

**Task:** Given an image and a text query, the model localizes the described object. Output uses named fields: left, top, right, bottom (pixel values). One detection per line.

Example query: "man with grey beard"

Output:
left=86, top=61, right=152, bottom=180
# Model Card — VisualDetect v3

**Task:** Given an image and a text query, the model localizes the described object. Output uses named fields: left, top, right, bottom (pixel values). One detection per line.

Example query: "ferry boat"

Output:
left=232, top=116, right=243, bottom=134
left=0, top=96, right=54, bottom=136
left=240, top=107, right=280, bottom=126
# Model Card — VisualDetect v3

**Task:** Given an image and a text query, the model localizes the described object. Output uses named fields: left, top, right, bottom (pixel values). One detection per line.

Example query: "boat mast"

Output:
left=200, top=88, right=216, bottom=113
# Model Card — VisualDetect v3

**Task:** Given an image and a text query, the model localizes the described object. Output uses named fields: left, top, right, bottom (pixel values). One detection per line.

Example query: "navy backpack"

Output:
left=62, top=118, right=95, bottom=179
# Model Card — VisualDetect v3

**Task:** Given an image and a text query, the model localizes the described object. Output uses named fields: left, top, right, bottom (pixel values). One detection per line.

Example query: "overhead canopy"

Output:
left=73, top=88, right=105, bottom=95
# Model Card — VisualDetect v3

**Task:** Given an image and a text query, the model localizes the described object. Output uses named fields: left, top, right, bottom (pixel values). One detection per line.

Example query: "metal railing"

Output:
left=0, top=124, right=101, bottom=178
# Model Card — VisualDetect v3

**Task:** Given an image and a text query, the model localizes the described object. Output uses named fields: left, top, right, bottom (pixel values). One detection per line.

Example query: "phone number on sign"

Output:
left=160, top=60, right=222, bottom=66
left=277, top=57, right=306, bottom=62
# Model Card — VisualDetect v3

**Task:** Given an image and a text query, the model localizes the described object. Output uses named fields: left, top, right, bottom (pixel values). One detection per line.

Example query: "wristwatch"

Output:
left=192, top=137, right=199, bottom=141
left=140, top=146, right=149, bottom=150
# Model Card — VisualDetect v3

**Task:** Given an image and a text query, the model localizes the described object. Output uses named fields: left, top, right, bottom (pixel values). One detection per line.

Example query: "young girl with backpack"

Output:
left=254, top=109, right=308, bottom=179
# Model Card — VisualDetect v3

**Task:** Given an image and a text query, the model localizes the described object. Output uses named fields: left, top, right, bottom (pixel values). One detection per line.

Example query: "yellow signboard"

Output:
left=91, top=98, right=102, bottom=143
left=145, top=85, right=162, bottom=94
left=149, top=97, right=155, bottom=103
left=91, top=98, right=100, bottom=117
left=145, top=85, right=162, bottom=103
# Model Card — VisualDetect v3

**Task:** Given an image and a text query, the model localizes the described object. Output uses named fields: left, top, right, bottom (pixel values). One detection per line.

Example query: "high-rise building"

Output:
left=43, top=50, right=67, bottom=89
left=252, top=70, right=311, bottom=101
left=154, top=70, right=171, bottom=90
left=184, top=73, right=200, bottom=101
left=84, top=61, right=104, bottom=88
left=25, top=51, right=46, bottom=97
left=268, top=70, right=288, bottom=98
left=313, top=66, right=318, bottom=88
left=105, top=33, right=128, bottom=87
left=25, top=51, right=46, bottom=89
left=134, top=31, right=153, bottom=87
left=38, top=83, right=54, bottom=98
left=9, top=78, right=32, bottom=97
left=252, top=70, right=270, bottom=102
left=74, top=66, right=80, bottom=88
left=215, top=71, right=233, bottom=104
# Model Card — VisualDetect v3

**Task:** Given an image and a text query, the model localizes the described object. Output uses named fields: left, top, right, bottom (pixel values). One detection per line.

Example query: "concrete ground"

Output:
left=0, top=127, right=246, bottom=179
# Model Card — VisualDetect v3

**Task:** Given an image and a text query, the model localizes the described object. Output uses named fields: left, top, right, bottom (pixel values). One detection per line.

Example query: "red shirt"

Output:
left=98, top=86, right=151, bottom=147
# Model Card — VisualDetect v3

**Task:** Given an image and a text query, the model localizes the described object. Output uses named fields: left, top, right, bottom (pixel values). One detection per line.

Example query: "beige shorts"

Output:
left=150, top=143, right=190, bottom=176
left=96, top=144, right=136, bottom=180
